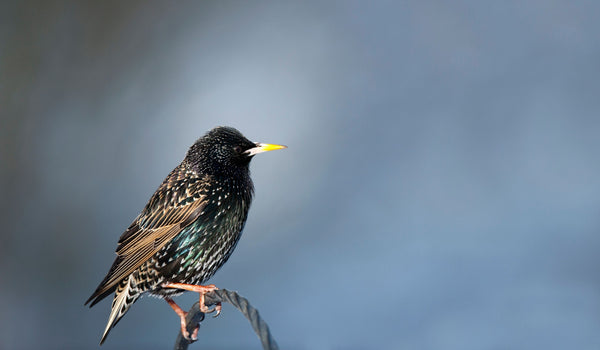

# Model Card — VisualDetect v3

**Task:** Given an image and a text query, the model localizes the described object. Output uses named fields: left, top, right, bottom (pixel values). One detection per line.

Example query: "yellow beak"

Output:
left=245, top=143, right=288, bottom=156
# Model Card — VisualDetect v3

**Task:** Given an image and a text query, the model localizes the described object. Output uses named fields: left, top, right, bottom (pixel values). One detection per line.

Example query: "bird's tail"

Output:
left=99, top=275, right=140, bottom=345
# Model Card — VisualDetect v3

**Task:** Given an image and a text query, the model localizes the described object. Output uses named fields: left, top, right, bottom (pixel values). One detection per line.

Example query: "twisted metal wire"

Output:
left=173, top=289, right=279, bottom=350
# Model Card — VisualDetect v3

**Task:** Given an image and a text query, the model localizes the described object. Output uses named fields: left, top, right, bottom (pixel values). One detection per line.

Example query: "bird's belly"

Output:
left=146, top=213, right=247, bottom=296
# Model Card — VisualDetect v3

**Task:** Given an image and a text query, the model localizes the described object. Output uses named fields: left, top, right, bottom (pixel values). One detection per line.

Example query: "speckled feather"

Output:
left=86, top=127, right=262, bottom=344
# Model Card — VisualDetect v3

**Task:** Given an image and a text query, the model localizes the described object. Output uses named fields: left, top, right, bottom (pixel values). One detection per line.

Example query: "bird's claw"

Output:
left=181, top=323, right=200, bottom=342
left=200, top=302, right=222, bottom=318
left=213, top=302, right=222, bottom=318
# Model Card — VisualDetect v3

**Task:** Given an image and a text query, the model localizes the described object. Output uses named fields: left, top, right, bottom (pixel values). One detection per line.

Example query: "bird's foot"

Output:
left=165, top=297, right=200, bottom=341
left=180, top=317, right=200, bottom=342
left=162, top=283, right=221, bottom=317
left=209, top=301, right=222, bottom=318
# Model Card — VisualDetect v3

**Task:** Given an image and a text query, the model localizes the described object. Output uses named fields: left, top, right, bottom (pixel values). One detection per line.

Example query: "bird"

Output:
left=85, top=126, right=286, bottom=344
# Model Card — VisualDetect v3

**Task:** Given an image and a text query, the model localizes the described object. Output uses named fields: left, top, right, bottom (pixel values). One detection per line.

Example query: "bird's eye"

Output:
left=233, top=146, right=242, bottom=153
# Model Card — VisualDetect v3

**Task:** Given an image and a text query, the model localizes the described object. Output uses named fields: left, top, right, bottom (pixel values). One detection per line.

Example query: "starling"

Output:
left=85, top=126, right=286, bottom=344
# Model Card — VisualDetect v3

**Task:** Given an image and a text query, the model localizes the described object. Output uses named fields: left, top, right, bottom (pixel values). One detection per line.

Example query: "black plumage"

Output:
left=86, top=126, right=286, bottom=344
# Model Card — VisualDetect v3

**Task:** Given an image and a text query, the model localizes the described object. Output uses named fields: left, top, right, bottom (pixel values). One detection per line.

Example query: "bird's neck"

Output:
left=211, top=172, right=254, bottom=202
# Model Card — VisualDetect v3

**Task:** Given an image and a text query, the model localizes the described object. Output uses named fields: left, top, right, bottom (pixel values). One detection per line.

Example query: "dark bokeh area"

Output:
left=2, top=1, right=600, bottom=349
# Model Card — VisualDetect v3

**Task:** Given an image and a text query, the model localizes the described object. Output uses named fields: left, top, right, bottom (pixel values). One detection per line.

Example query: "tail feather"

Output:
left=86, top=286, right=116, bottom=308
left=86, top=256, right=125, bottom=307
left=99, top=275, right=140, bottom=345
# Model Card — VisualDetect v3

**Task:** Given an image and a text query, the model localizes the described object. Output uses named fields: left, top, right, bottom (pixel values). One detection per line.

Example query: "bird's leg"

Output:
left=165, top=297, right=199, bottom=341
left=162, top=283, right=222, bottom=317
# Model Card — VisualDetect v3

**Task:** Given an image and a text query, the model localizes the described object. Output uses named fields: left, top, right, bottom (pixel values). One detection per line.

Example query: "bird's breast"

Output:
left=152, top=179, right=253, bottom=287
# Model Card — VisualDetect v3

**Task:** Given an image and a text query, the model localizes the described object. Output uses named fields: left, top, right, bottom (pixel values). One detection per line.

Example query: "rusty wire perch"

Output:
left=173, top=289, right=279, bottom=350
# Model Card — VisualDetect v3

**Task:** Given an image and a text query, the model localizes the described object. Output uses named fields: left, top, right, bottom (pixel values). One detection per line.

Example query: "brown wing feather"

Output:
left=86, top=166, right=210, bottom=306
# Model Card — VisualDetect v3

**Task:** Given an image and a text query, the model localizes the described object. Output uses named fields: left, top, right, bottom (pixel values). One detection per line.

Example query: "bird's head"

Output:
left=185, top=126, right=287, bottom=177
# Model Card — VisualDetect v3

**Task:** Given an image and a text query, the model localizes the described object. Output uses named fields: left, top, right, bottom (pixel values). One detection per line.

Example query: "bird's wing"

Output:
left=86, top=167, right=210, bottom=306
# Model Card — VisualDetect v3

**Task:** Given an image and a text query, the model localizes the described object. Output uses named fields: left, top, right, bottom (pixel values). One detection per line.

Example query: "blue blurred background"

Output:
left=2, top=1, right=600, bottom=349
